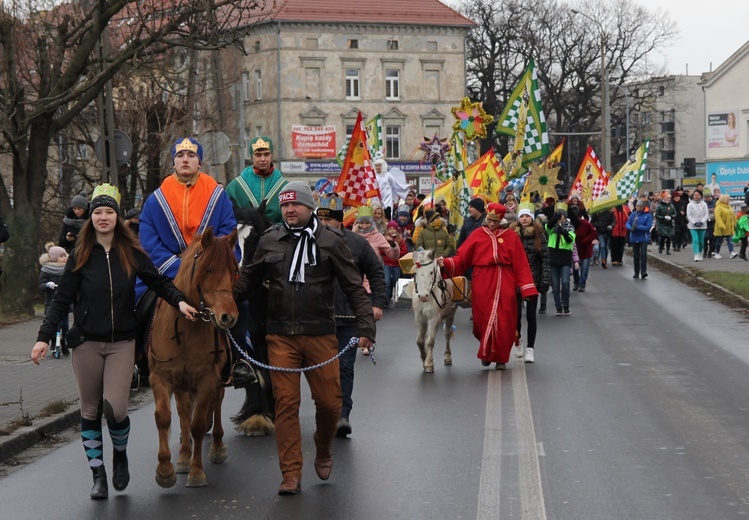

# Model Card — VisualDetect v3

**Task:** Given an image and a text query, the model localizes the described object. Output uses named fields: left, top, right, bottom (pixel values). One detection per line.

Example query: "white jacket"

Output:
left=686, top=200, right=709, bottom=230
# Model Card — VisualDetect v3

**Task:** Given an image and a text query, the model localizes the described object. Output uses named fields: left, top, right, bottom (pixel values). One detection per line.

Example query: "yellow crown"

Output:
left=252, top=137, right=272, bottom=153
left=175, top=138, right=199, bottom=155
left=91, top=183, right=121, bottom=205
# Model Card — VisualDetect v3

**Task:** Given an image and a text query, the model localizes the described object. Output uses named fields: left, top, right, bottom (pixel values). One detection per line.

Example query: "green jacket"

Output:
left=415, top=221, right=455, bottom=258
left=734, top=214, right=749, bottom=242
left=225, top=166, right=287, bottom=224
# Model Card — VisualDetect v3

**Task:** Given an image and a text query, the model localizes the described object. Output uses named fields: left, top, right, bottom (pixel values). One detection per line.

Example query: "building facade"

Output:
left=225, top=0, right=475, bottom=187
left=628, top=75, right=705, bottom=194
left=701, top=41, right=749, bottom=200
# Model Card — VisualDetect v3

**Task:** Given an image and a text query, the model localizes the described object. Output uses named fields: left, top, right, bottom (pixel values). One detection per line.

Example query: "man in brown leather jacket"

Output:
left=234, top=181, right=375, bottom=496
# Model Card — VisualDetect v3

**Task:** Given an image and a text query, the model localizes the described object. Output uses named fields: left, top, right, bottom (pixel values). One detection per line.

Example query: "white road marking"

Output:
left=477, top=371, right=502, bottom=520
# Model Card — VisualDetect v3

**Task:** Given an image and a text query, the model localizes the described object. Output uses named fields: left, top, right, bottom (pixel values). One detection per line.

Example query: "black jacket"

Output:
left=236, top=216, right=376, bottom=340
left=58, top=208, right=90, bottom=252
left=591, top=210, right=615, bottom=236
left=457, top=214, right=485, bottom=248
left=334, top=229, right=387, bottom=320
left=37, top=244, right=186, bottom=345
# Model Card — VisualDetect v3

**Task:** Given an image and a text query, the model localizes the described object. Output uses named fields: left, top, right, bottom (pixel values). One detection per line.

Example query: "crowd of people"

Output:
left=20, top=133, right=749, bottom=499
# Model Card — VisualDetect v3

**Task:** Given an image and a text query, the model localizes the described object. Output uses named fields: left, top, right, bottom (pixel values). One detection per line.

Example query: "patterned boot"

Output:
left=108, top=416, right=131, bottom=491
left=81, top=417, right=108, bottom=499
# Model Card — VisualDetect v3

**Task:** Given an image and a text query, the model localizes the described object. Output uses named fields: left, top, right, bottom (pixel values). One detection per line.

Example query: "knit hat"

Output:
left=171, top=137, right=204, bottom=164
left=635, top=199, right=646, bottom=208
left=468, top=197, right=485, bottom=213
left=569, top=192, right=581, bottom=201
left=356, top=205, right=374, bottom=223
left=48, top=246, right=67, bottom=263
left=485, top=203, right=507, bottom=222
left=89, top=183, right=121, bottom=215
left=250, top=136, right=273, bottom=154
left=387, top=220, right=399, bottom=229
left=317, top=194, right=344, bottom=222
left=279, top=181, right=315, bottom=209
left=517, top=201, right=535, bottom=219
left=70, top=192, right=89, bottom=210
left=425, top=209, right=440, bottom=225
left=504, top=185, right=514, bottom=193
left=555, top=201, right=568, bottom=217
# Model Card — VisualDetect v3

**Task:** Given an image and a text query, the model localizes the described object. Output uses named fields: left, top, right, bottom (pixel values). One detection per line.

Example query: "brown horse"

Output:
left=148, top=228, right=239, bottom=488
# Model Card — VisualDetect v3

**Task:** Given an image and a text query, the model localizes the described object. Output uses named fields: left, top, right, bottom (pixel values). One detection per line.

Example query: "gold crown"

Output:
left=518, top=201, right=535, bottom=213
left=252, top=137, right=271, bottom=153
left=91, top=183, right=121, bottom=205
left=175, top=138, right=199, bottom=155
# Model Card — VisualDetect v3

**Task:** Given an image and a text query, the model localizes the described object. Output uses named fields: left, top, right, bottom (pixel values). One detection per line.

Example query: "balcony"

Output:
left=660, top=150, right=675, bottom=162
left=660, top=121, right=675, bottom=133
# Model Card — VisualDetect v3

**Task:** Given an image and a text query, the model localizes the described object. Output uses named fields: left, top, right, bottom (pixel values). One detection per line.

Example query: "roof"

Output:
left=263, top=0, right=475, bottom=28
left=700, top=40, right=749, bottom=88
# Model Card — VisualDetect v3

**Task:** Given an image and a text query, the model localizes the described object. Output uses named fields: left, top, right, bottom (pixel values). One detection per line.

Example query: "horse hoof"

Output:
left=444, top=358, right=452, bottom=366
left=176, top=460, right=191, bottom=474
left=208, top=446, right=228, bottom=465
left=155, top=472, right=177, bottom=488
left=186, top=473, right=207, bottom=488
left=236, top=415, right=276, bottom=437
left=423, top=367, right=434, bottom=374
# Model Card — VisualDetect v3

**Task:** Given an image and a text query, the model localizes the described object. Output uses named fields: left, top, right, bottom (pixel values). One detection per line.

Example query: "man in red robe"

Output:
left=438, top=203, right=538, bottom=370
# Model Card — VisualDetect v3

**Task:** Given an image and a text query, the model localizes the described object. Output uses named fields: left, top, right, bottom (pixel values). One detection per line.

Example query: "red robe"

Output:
left=442, top=226, right=538, bottom=364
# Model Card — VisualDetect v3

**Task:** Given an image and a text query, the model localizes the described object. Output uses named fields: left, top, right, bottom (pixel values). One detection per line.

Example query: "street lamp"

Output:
left=571, top=9, right=609, bottom=172
left=608, top=82, right=630, bottom=159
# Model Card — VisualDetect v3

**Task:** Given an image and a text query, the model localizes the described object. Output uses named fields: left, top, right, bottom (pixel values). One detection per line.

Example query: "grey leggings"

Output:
left=71, top=340, right=135, bottom=422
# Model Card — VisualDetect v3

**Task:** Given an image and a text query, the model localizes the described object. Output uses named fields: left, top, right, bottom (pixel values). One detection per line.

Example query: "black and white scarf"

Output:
left=285, top=217, right=318, bottom=284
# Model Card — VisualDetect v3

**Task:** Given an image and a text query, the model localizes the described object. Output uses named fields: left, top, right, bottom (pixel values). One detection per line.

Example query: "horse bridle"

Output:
left=413, top=259, right=450, bottom=310
left=188, top=249, right=214, bottom=323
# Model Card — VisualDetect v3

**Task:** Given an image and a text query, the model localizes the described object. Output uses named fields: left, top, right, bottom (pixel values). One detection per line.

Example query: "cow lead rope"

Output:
left=226, top=331, right=376, bottom=372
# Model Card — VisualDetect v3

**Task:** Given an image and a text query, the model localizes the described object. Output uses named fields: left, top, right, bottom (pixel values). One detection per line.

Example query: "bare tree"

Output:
left=459, top=0, right=676, bottom=184
left=0, top=0, right=277, bottom=314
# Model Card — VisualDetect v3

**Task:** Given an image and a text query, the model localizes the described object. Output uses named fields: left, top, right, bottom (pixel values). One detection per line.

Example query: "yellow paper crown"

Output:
left=251, top=137, right=273, bottom=153
left=356, top=206, right=374, bottom=219
left=518, top=201, right=535, bottom=213
left=91, top=183, right=121, bottom=205
left=175, top=138, right=199, bottom=155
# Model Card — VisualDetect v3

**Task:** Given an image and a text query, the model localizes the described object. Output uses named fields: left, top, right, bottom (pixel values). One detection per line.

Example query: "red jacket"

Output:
left=612, top=207, right=630, bottom=238
left=383, top=236, right=408, bottom=267
left=574, top=219, right=597, bottom=260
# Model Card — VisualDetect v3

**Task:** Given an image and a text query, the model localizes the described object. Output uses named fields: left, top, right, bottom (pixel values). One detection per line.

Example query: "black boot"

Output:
left=112, top=450, right=130, bottom=491
left=90, top=466, right=108, bottom=499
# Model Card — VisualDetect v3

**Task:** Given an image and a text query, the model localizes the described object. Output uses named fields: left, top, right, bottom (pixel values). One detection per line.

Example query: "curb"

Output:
left=0, top=409, right=80, bottom=463
left=645, top=251, right=749, bottom=309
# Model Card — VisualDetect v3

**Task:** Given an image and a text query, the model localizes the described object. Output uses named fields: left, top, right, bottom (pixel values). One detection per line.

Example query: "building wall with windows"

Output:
left=230, top=14, right=474, bottom=184
left=628, top=75, right=704, bottom=194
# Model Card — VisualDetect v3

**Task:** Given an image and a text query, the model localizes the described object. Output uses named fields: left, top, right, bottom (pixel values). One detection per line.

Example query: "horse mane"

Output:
left=173, top=230, right=237, bottom=297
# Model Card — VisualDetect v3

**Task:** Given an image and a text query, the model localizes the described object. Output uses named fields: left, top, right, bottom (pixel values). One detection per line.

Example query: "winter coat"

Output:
left=57, top=207, right=89, bottom=252
left=654, top=202, right=677, bottom=238
left=414, top=219, right=456, bottom=258
left=334, top=229, right=388, bottom=319
left=734, top=213, right=749, bottom=241
left=382, top=235, right=408, bottom=268
left=612, top=206, right=630, bottom=238
left=626, top=210, right=653, bottom=243
left=591, top=210, right=615, bottom=236
left=236, top=216, right=376, bottom=340
left=38, top=253, right=67, bottom=311
left=544, top=213, right=576, bottom=266
left=36, top=243, right=187, bottom=346
left=686, top=200, right=709, bottom=230
left=572, top=218, right=596, bottom=260
left=714, top=201, right=737, bottom=237
left=457, top=214, right=485, bottom=248
left=511, top=222, right=550, bottom=293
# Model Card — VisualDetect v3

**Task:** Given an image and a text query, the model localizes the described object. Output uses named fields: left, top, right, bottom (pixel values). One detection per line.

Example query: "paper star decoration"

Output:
left=419, top=134, right=450, bottom=165
left=524, top=162, right=562, bottom=200
left=451, top=97, right=494, bottom=141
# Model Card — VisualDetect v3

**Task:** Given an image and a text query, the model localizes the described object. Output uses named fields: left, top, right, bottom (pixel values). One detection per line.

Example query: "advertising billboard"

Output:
left=707, top=111, right=739, bottom=148
left=291, top=125, right=336, bottom=158
left=706, top=159, right=749, bottom=199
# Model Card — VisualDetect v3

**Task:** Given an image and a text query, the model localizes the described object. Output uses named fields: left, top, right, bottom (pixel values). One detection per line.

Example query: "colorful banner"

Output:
left=291, top=125, right=337, bottom=158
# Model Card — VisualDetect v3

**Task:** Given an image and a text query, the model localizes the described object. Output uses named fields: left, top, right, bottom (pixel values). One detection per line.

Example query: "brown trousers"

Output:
left=267, top=333, right=341, bottom=479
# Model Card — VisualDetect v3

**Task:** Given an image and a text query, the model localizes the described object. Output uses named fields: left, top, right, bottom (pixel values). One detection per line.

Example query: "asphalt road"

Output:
left=1, top=264, right=748, bottom=520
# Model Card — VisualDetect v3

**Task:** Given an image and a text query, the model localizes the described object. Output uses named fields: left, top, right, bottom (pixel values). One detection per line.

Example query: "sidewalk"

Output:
left=0, top=243, right=747, bottom=462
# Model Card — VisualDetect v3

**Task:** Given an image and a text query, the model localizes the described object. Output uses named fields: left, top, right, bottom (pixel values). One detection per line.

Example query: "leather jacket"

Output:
left=236, top=216, right=376, bottom=340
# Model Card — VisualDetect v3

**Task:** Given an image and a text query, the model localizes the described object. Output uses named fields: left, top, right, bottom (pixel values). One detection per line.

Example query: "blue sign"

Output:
left=315, top=178, right=334, bottom=194
left=707, top=159, right=749, bottom=199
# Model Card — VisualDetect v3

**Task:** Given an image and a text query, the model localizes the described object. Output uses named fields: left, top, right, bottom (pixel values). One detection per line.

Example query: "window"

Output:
left=644, top=112, right=651, bottom=125
left=658, top=86, right=665, bottom=96
left=385, top=125, right=400, bottom=159
left=346, top=124, right=354, bottom=141
left=76, top=144, right=88, bottom=160
left=254, top=70, right=262, bottom=100
left=387, top=40, right=399, bottom=51
left=645, top=169, right=652, bottom=182
left=242, top=72, right=250, bottom=102
left=345, top=68, right=360, bottom=99
left=385, top=69, right=400, bottom=100
left=347, top=39, right=358, bottom=49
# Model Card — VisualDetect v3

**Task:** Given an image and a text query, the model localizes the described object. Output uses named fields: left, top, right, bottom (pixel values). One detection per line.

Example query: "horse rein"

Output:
left=413, top=260, right=451, bottom=310
left=188, top=248, right=215, bottom=323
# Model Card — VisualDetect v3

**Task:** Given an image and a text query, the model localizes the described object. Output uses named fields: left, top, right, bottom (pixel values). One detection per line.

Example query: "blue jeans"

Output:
left=550, top=265, right=570, bottom=309
left=383, top=265, right=401, bottom=303
left=336, top=323, right=358, bottom=420
left=578, top=257, right=591, bottom=288
left=714, top=236, right=734, bottom=254
left=597, top=234, right=610, bottom=263
left=631, top=242, right=648, bottom=276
